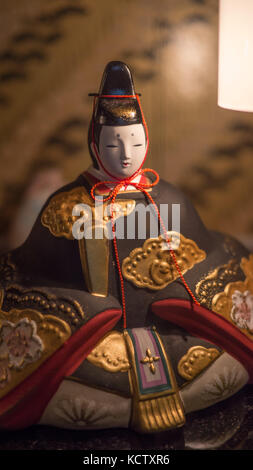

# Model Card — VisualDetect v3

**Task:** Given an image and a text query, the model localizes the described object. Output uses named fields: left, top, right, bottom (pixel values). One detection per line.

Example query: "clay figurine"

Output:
left=0, top=61, right=252, bottom=433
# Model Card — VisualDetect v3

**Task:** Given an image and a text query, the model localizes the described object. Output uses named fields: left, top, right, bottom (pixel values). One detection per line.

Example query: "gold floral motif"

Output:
left=87, top=331, right=130, bottom=373
left=140, top=348, right=160, bottom=374
left=41, top=186, right=135, bottom=239
left=41, top=187, right=91, bottom=239
left=0, top=291, right=71, bottom=399
left=41, top=185, right=135, bottom=296
left=178, top=346, right=221, bottom=381
left=122, top=232, right=206, bottom=290
left=195, top=259, right=241, bottom=309
left=211, top=254, right=253, bottom=340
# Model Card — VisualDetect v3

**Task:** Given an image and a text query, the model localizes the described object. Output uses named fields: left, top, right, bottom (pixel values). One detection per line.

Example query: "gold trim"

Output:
left=132, top=394, right=185, bottom=433
left=41, top=186, right=136, bottom=240
left=122, top=232, right=206, bottom=290
left=4, top=284, right=85, bottom=325
left=211, top=254, right=253, bottom=340
left=79, top=199, right=134, bottom=296
left=124, top=329, right=185, bottom=433
left=87, top=330, right=130, bottom=372
left=41, top=186, right=92, bottom=239
left=99, top=99, right=137, bottom=121
left=0, top=306, right=71, bottom=400
left=41, top=186, right=135, bottom=297
left=123, top=329, right=177, bottom=400
left=178, top=346, right=221, bottom=381
left=195, top=259, right=241, bottom=309
left=78, top=235, right=109, bottom=297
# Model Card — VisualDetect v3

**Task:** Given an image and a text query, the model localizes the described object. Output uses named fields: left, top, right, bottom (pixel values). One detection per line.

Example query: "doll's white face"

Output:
left=98, top=124, right=146, bottom=179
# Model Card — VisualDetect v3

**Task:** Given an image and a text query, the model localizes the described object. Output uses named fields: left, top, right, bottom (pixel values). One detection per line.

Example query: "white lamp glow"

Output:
left=218, top=0, right=253, bottom=112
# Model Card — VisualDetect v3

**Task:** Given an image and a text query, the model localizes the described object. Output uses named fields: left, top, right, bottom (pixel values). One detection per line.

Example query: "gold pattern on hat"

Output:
left=122, top=232, right=206, bottom=290
left=100, top=98, right=137, bottom=121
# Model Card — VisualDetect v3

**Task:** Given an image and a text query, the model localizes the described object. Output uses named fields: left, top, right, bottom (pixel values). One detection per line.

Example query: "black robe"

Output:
left=0, top=170, right=252, bottom=429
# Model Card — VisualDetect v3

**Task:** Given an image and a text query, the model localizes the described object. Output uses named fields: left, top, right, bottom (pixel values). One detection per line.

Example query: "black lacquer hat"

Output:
left=90, top=61, right=143, bottom=126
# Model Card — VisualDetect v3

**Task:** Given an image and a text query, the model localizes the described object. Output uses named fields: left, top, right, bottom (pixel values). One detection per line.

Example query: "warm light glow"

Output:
left=164, top=23, right=213, bottom=101
left=218, top=0, right=253, bottom=112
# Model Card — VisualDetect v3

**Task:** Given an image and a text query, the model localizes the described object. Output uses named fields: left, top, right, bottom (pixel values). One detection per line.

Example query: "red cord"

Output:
left=137, top=182, right=200, bottom=307
left=90, top=94, right=200, bottom=328
left=91, top=168, right=200, bottom=328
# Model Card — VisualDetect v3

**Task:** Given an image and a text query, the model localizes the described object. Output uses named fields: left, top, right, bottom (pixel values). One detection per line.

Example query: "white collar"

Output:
left=87, top=165, right=142, bottom=191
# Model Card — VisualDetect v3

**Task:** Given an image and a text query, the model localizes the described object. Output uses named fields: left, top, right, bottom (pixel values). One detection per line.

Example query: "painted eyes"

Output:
left=106, top=144, right=143, bottom=148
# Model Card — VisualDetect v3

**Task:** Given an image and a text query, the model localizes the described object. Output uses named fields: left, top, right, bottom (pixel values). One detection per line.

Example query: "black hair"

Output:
left=87, top=121, right=101, bottom=170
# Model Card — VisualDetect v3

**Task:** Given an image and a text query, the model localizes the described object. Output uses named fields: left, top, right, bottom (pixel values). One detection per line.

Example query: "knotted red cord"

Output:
left=90, top=169, right=200, bottom=329
left=90, top=94, right=200, bottom=329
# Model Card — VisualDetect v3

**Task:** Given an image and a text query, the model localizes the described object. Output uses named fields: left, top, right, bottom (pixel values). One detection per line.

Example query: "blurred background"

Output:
left=0, top=0, right=253, bottom=253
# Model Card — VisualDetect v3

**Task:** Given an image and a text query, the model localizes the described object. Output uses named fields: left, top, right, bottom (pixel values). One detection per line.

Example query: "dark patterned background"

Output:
left=0, top=0, right=253, bottom=253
